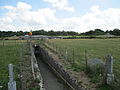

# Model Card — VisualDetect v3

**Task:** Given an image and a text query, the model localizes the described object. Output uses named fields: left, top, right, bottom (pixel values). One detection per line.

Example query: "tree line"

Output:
left=0, top=28, right=120, bottom=37
left=81, top=28, right=120, bottom=35
left=0, top=30, right=78, bottom=37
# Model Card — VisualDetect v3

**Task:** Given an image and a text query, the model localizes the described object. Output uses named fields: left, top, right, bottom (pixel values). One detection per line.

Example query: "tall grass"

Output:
left=0, top=40, right=25, bottom=90
left=44, top=38, right=120, bottom=89
left=47, top=39, right=120, bottom=66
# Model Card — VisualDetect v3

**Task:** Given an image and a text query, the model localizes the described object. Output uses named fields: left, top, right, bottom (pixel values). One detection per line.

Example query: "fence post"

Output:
left=8, top=64, right=16, bottom=90
left=19, top=47, right=23, bottom=90
left=85, top=49, right=88, bottom=71
left=56, top=45, right=57, bottom=53
left=65, top=48, right=68, bottom=60
left=72, top=48, right=75, bottom=66
left=104, top=54, right=114, bottom=85
left=3, top=39, right=5, bottom=46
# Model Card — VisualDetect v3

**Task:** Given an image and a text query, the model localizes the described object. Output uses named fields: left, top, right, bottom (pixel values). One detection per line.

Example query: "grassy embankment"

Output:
left=44, top=38, right=120, bottom=89
left=0, top=40, right=25, bottom=90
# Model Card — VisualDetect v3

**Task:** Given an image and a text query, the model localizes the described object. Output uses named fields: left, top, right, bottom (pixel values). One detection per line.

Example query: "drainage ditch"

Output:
left=34, top=45, right=84, bottom=90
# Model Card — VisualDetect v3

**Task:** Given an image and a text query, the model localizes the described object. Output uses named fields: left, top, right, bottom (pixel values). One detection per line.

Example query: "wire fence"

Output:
left=0, top=40, right=24, bottom=90
left=41, top=39, right=87, bottom=71
left=39, top=39, right=120, bottom=89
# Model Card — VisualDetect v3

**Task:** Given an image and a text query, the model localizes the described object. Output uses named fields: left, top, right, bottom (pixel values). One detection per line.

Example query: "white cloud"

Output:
left=89, top=0, right=105, bottom=1
left=17, top=2, right=32, bottom=11
left=2, top=6, right=16, bottom=11
left=0, top=3, right=120, bottom=32
left=0, top=17, right=13, bottom=24
left=0, top=24, right=16, bottom=31
left=54, top=5, right=120, bottom=32
left=17, top=8, right=57, bottom=25
left=0, top=2, right=58, bottom=31
left=43, top=0, right=74, bottom=12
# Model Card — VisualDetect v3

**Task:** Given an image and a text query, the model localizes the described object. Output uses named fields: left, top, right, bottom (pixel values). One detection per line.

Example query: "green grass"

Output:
left=45, top=38, right=120, bottom=89
left=0, top=40, right=25, bottom=90
left=47, top=39, right=120, bottom=66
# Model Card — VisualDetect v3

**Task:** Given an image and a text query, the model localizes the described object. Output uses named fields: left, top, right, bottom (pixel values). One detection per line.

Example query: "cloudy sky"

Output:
left=0, top=0, right=120, bottom=32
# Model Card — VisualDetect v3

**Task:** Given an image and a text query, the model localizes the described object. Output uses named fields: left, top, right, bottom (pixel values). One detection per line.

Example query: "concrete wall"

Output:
left=38, top=46, right=85, bottom=90
left=30, top=44, right=44, bottom=90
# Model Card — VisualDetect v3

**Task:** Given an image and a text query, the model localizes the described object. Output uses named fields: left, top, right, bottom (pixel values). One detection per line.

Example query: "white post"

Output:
left=105, top=55, right=114, bottom=85
left=9, top=64, right=14, bottom=82
left=8, top=64, right=16, bottom=90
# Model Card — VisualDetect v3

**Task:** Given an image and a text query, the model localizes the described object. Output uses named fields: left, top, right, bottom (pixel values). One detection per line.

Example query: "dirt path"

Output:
left=36, top=56, right=71, bottom=90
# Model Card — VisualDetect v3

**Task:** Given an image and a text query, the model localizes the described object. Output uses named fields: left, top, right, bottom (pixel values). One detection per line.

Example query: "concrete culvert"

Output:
left=33, top=44, right=40, bottom=56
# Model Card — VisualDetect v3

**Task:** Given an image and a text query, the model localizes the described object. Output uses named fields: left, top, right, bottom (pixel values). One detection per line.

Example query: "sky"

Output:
left=0, top=0, right=120, bottom=32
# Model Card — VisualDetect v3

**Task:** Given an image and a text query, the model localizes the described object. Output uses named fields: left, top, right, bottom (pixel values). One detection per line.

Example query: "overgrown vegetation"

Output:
left=43, top=38, right=120, bottom=90
left=0, top=40, right=41, bottom=90
left=20, top=40, right=41, bottom=90
left=0, top=40, right=25, bottom=90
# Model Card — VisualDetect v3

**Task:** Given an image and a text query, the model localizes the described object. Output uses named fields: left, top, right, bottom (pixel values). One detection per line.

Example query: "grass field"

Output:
left=0, top=40, right=25, bottom=90
left=45, top=38, right=120, bottom=89
left=46, top=39, right=120, bottom=67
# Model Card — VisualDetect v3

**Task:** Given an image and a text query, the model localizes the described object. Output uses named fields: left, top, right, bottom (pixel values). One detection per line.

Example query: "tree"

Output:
left=94, top=29, right=105, bottom=35
left=81, top=29, right=105, bottom=35
left=110, top=28, right=120, bottom=35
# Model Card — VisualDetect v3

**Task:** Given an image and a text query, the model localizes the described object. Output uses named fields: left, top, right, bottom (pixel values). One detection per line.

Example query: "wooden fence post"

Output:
left=65, top=48, right=68, bottom=61
left=72, top=48, right=75, bottom=66
left=85, top=49, right=88, bottom=71
left=3, top=39, right=5, bottom=46
left=56, top=46, right=57, bottom=53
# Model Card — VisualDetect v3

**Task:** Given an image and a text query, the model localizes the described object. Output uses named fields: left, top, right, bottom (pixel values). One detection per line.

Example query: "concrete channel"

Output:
left=36, top=56, right=72, bottom=90
left=34, top=45, right=73, bottom=90
left=34, top=45, right=83, bottom=90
